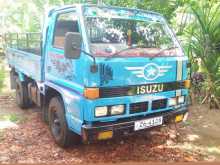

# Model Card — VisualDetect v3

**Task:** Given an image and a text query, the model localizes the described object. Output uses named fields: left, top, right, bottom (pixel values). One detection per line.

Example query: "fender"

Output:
left=44, top=81, right=84, bottom=135
left=16, top=70, right=25, bottom=82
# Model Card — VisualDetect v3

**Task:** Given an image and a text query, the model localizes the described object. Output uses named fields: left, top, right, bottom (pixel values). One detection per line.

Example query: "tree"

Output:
left=185, top=1, right=220, bottom=108
left=105, top=0, right=179, bottom=21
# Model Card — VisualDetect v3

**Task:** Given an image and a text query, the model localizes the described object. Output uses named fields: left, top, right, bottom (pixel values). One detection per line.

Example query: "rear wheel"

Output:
left=41, top=102, right=49, bottom=124
left=48, top=96, right=81, bottom=148
left=15, top=77, right=30, bottom=109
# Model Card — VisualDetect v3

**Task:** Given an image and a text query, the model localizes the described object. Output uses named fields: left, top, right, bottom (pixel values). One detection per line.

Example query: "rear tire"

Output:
left=42, top=102, right=49, bottom=124
left=15, top=77, right=30, bottom=109
left=48, top=96, right=81, bottom=148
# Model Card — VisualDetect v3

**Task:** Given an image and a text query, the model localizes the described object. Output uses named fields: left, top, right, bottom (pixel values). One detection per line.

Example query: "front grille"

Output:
left=152, top=99, right=167, bottom=110
left=130, top=102, right=148, bottom=114
left=100, top=87, right=130, bottom=98
left=99, top=81, right=185, bottom=98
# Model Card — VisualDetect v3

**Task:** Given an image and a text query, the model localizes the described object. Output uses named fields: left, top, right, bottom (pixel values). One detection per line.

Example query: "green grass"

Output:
left=4, top=114, right=19, bottom=122
left=0, top=114, right=27, bottom=124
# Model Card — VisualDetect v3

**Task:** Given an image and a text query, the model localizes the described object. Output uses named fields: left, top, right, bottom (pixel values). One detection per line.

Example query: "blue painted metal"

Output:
left=6, top=4, right=189, bottom=136
left=17, top=72, right=25, bottom=82
left=6, top=48, right=41, bottom=81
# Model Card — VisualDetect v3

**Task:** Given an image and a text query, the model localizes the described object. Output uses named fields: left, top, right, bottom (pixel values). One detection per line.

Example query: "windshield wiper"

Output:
left=150, top=46, right=178, bottom=59
left=107, top=44, right=147, bottom=59
left=106, top=45, right=178, bottom=59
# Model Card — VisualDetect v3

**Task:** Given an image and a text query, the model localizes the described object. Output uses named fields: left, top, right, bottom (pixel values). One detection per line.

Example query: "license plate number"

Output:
left=134, top=116, right=163, bottom=131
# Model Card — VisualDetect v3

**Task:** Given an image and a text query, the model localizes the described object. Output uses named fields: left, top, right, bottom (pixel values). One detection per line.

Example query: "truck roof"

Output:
left=49, top=4, right=163, bottom=18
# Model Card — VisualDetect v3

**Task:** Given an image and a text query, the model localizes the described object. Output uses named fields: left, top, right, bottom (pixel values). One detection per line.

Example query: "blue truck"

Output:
left=6, top=4, right=190, bottom=147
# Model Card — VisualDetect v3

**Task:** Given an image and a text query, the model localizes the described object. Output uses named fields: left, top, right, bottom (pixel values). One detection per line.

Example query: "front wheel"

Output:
left=48, top=96, right=81, bottom=148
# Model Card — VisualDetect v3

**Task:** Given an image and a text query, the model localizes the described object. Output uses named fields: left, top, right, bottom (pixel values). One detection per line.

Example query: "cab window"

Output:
left=53, top=12, right=79, bottom=49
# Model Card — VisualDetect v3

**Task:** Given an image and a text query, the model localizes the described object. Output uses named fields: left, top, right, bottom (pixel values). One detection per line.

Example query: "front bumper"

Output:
left=82, top=106, right=188, bottom=142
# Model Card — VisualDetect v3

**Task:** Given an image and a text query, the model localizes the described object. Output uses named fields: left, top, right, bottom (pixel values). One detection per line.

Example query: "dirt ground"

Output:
left=0, top=93, right=220, bottom=164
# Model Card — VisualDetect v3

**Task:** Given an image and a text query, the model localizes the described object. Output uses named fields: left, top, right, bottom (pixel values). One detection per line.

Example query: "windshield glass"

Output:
left=84, top=7, right=182, bottom=57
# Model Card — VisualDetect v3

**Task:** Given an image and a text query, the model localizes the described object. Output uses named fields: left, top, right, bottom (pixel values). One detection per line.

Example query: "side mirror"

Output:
left=64, top=32, right=82, bottom=59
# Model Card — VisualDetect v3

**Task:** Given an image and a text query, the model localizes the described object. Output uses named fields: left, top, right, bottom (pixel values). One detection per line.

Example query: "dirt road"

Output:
left=0, top=94, right=220, bottom=163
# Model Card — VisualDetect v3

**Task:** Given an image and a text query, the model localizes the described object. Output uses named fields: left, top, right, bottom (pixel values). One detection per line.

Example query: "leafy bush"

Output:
left=185, top=1, right=220, bottom=108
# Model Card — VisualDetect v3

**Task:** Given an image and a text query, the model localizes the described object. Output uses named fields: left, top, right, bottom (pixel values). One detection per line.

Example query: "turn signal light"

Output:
left=184, top=80, right=191, bottom=89
left=84, top=87, right=99, bottom=99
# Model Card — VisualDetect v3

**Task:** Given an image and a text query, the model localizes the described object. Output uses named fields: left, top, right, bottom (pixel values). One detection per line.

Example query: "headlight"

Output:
left=95, top=106, right=108, bottom=117
left=178, top=96, right=185, bottom=104
left=168, top=98, right=177, bottom=106
left=110, top=105, right=125, bottom=115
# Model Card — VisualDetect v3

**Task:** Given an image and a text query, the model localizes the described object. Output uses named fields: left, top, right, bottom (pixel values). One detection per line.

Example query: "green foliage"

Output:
left=1, top=0, right=190, bottom=33
left=106, top=0, right=179, bottom=21
left=185, top=1, right=220, bottom=107
left=1, top=0, right=80, bottom=33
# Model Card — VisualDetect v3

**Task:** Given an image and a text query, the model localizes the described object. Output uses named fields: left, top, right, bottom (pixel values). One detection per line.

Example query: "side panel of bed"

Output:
left=6, top=48, right=42, bottom=81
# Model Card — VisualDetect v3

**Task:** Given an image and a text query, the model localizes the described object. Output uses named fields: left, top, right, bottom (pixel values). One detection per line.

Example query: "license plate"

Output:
left=134, top=116, right=163, bottom=131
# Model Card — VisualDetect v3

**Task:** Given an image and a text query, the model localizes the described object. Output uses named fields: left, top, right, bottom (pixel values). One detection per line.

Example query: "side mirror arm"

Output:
left=80, top=49, right=98, bottom=73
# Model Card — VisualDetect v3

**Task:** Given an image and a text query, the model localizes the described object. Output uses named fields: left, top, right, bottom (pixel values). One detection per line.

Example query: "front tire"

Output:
left=48, top=96, right=80, bottom=148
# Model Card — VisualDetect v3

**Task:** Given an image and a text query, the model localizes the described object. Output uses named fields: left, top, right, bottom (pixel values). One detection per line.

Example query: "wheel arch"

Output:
left=43, top=82, right=74, bottom=120
left=43, top=81, right=84, bottom=135
left=41, top=83, right=65, bottom=124
left=44, top=85, right=63, bottom=107
left=11, top=67, right=30, bottom=82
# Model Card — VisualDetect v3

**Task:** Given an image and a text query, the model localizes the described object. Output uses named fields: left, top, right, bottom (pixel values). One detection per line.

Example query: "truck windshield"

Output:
left=85, top=17, right=182, bottom=57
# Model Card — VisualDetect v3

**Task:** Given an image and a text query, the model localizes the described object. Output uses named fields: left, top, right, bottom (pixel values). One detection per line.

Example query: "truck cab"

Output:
left=6, top=4, right=190, bottom=147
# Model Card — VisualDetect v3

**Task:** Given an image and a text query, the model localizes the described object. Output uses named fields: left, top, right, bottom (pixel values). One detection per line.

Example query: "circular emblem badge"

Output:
left=143, top=63, right=160, bottom=80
